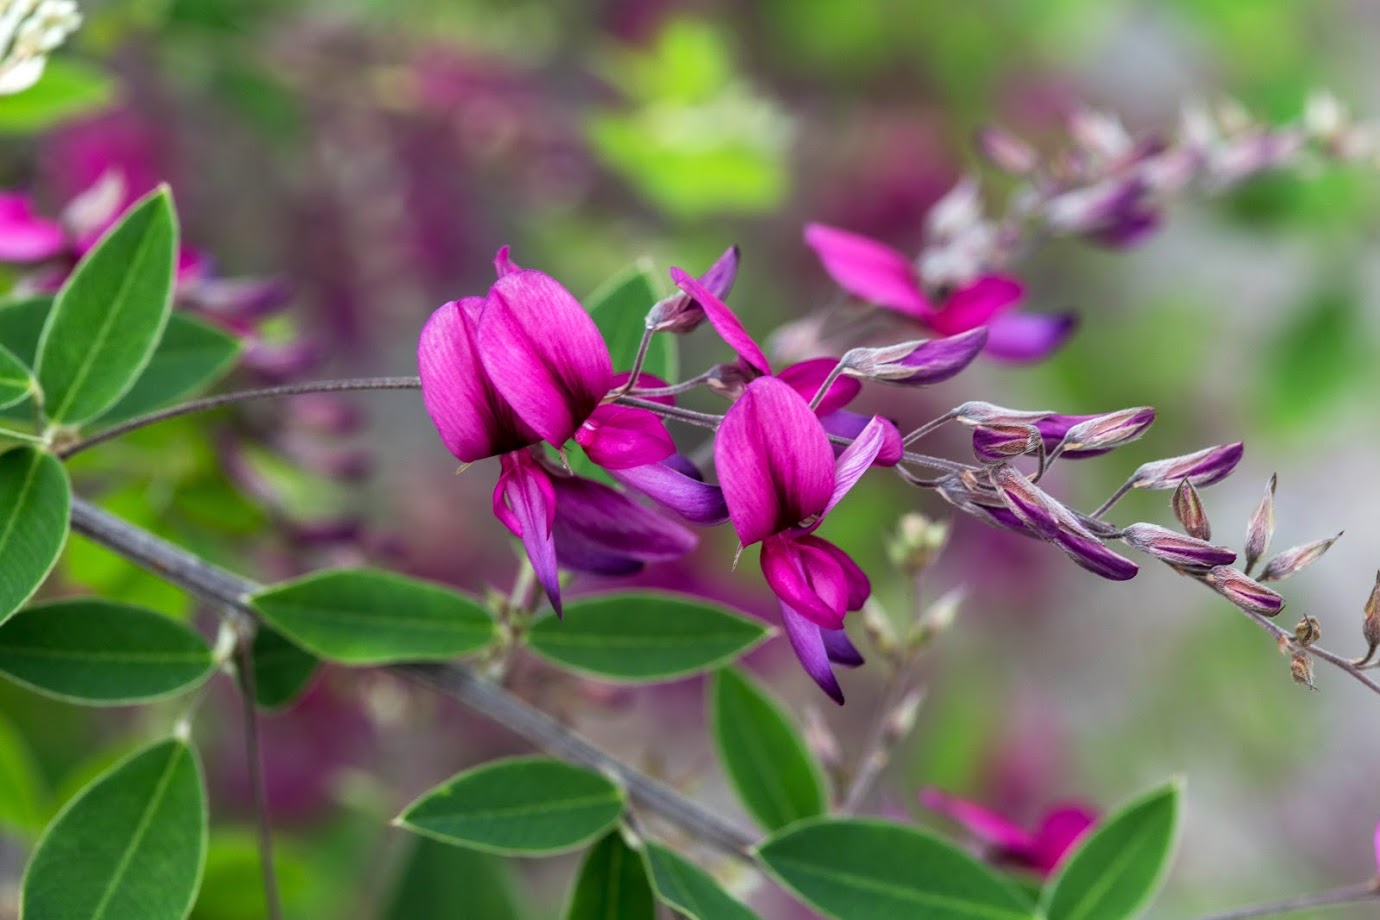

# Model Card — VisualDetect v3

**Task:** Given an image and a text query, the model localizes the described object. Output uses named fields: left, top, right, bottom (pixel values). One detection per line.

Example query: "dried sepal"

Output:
left=1360, top=571, right=1380, bottom=666
left=1290, top=652, right=1316, bottom=690
left=1258, top=533, right=1342, bottom=583
left=1293, top=615, right=1322, bottom=647
left=1172, top=477, right=1211, bottom=541
left=954, top=401, right=1054, bottom=427
left=1243, top=474, right=1277, bottom=576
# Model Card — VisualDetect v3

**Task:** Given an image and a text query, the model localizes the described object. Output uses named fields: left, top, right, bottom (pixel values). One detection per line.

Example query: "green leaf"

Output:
left=1040, top=781, right=1182, bottom=920
left=0, top=446, right=71, bottom=624
left=98, top=313, right=242, bottom=424
left=0, top=340, right=35, bottom=410
left=527, top=593, right=770, bottom=683
left=249, top=568, right=496, bottom=665
left=397, top=756, right=625, bottom=856
left=0, top=600, right=214, bottom=705
left=22, top=738, right=208, bottom=920
left=565, top=830, right=655, bottom=920
left=644, top=842, right=760, bottom=920
left=0, top=296, right=53, bottom=423
left=757, top=818, right=1036, bottom=920
left=385, top=836, right=525, bottom=920
left=0, top=711, right=45, bottom=836
left=249, top=624, right=318, bottom=710
left=586, top=264, right=677, bottom=382
left=709, top=668, right=825, bottom=832
left=0, top=58, right=116, bottom=134
left=35, top=187, right=178, bottom=426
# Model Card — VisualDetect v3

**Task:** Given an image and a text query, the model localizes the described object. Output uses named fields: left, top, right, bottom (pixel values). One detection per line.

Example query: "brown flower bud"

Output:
left=1290, top=652, right=1316, bottom=690
left=1293, top=615, right=1322, bottom=646
left=1258, top=533, right=1342, bottom=583
left=1243, top=474, right=1276, bottom=576
left=1361, top=571, right=1380, bottom=665
left=1171, top=477, right=1211, bottom=541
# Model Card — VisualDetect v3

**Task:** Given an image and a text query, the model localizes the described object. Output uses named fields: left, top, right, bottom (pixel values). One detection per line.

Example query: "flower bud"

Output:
left=1361, top=571, right=1380, bottom=665
left=1258, top=533, right=1342, bottom=583
left=977, top=125, right=1038, bottom=174
left=882, top=689, right=925, bottom=743
left=1290, top=652, right=1316, bottom=690
left=887, top=513, right=949, bottom=574
left=1204, top=566, right=1285, bottom=617
left=926, top=177, right=983, bottom=242
left=1293, top=615, right=1322, bottom=647
left=1119, top=523, right=1237, bottom=573
left=1056, top=407, right=1155, bottom=454
left=843, top=328, right=988, bottom=386
left=647, top=245, right=739, bottom=333
left=1172, top=478, right=1211, bottom=541
left=704, top=362, right=754, bottom=400
left=861, top=604, right=897, bottom=659
left=954, top=401, right=1054, bottom=427
left=907, top=588, right=964, bottom=651
left=1243, top=474, right=1277, bottom=576
left=1131, top=442, right=1244, bottom=490
left=972, top=423, right=1042, bottom=461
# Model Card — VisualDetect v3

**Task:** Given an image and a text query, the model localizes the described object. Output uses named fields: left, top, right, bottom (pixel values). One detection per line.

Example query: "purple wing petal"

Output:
left=670, top=266, right=770, bottom=375
left=575, top=404, right=676, bottom=470
left=760, top=533, right=847, bottom=629
left=1054, top=529, right=1140, bottom=581
left=550, top=473, right=697, bottom=575
left=478, top=269, right=613, bottom=447
left=0, top=193, right=66, bottom=262
left=803, top=222, right=930, bottom=318
left=609, top=457, right=729, bottom=525
left=494, top=452, right=562, bottom=616
left=776, top=357, right=862, bottom=416
left=820, top=626, right=864, bottom=667
left=780, top=603, right=845, bottom=705
left=930, top=276, right=1023, bottom=334
left=823, top=415, right=888, bottom=520
left=418, top=298, right=538, bottom=462
left=715, top=376, right=835, bottom=545
left=820, top=411, right=903, bottom=467
left=983, top=312, right=1078, bottom=362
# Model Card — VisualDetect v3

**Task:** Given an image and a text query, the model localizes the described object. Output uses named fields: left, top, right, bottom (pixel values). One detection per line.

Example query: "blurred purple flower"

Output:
left=919, top=788, right=1098, bottom=877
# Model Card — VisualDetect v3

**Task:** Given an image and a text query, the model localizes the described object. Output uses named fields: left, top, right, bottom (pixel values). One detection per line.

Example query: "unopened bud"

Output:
left=882, top=689, right=925, bottom=743
left=972, top=423, right=1042, bottom=461
left=977, top=125, right=1038, bottom=174
left=954, top=401, right=1054, bottom=427
left=1361, top=571, right=1380, bottom=665
left=861, top=604, right=898, bottom=658
left=1172, top=477, right=1211, bottom=541
left=843, top=328, right=988, bottom=387
left=649, top=246, right=739, bottom=333
left=1243, top=474, right=1277, bottom=576
left=1131, top=443, right=1244, bottom=491
left=704, top=363, right=754, bottom=400
left=802, top=705, right=842, bottom=772
left=1290, top=652, right=1316, bottom=690
left=1258, top=533, right=1342, bottom=583
left=1119, top=522, right=1237, bottom=573
left=1294, top=615, right=1322, bottom=646
left=907, top=588, right=964, bottom=651
left=1205, top=566, right=1285, bottom=617
left=887, top=513, right=950, bottom=574
left=1057, top=407, right=1155, bottom=454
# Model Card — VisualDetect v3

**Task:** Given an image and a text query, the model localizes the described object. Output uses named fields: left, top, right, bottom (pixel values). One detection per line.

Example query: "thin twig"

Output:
left=67, top=497, right=759, bottom=862
left=233, top=630, right=284, bottom=920
left=1189, top=882, right=1379, bottom=920
left=1228, top=604, right=1380, bottom=698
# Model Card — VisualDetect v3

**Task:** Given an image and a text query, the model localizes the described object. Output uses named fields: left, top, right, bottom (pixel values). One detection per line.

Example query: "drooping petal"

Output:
left=820, top=411, right=903, bottom=467
left=776, top=357, right=862, bottom=416
left=493, top=244, right=522, bottom=277
left=715, top=376, right=834, bottom=545
left=780, top=603, right=845, bottom=705
left=820, top=626, right=865, bottom=667
left=669, top=267, right=770, bottom=375
left=983, top=312, right=1078, bottom=362
left=609, top=456, right=729, bottom=525
left=929, top=276, right=1023, bottom=335
left=0, top=193, right=66, bottom=262
left=1028, top=806, right=1098, bottom=876
left=823, top=415, right=888, bottom=520
left=418, top=297, right=539, bottom=462
left=575, top=404, right=676, bottom=470
left=494, top=452, right=562, bottom=616
left=478, top=269, right=613, bottom=447
left=1054, top=529, right=1140, bottom=581
left=550, top=473, right=697, bottom=575
left=803, top=223, right=931, bottom=318
left=648, top=246, right=740, bottom=333
left=918, top=789, right=1034, bottom=853
left=760, top=533, right=847, bottom=629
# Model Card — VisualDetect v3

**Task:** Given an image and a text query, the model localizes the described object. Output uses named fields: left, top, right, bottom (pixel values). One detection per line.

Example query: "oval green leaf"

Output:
left=0, top=446, right=71, bottom=624
left=0, top=600, right=214, bottom=705
left=1039, top=781, right=1182, bottom=920
left=385, top=837, right=523, bottom=920
left=528, top=593, right=770, bottom=683
left=397, top=756, right=625, bottom=856
left=644, top=842, right=760, bottom=920
left=249, top=624, right=318, bottom=710
left=0, top=341, right=34, bottom=410
left=757, top=818, right=1036, bottom=920
left=0, top=712, right=45, bottom=837
left=21, top=738, right=207, bottom=920
left=35, top=187, right=178, bottom=426
left=0, top=296, right=53, bottom=423
left=565, top=830, right=655, bottom=920
left=250, top=568, right=496, bottom=665
left=97, top=312, right=243, bottom=424
left=710, top=668, right=825, bottom=832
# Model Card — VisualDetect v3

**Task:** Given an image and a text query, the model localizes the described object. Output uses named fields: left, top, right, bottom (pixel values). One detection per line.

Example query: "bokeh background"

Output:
left=2, top=1, right=1380, bottom=917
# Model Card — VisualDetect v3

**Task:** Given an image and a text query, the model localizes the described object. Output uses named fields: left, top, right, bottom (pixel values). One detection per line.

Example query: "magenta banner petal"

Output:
left=918, top=789, right=1033, bottom=853
left=776, top=357, right=862, bottom=416
left=0, top=193, right=66, bottom=262
left=575, top=404, right=676, bottom=470
left=983, top=312, right=1078, bottom=362
left=550, top=474, right=697, bottom=575
left=715, top=377, right=834, bottom=546
left=1029, top=806, right=1098, bottom=876
left=780, top=603, right=845, bottom=705
left=670, top=267, right=770, bottom=375
left=418, top=298, right=539, bottom=462
left=478, top=269, right=613, bottom=447
left=610, top=457, right=729, bottom=525
left=804, top=223, right=931, bottom=317
left=495, top=453, right=562, bottom=616
left=761, top=533, right=847, bottom=629
left=930, top=276, right=1023, bottom=334
left=824, top=415, right=888, bottom=519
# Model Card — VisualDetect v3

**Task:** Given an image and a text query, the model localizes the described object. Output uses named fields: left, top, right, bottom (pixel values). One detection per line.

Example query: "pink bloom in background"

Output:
left=803, top=222, right=1076, bottom=362
left=919, top=788, right=1098, bottom=877
left=714, top=376, right=888, bottom=703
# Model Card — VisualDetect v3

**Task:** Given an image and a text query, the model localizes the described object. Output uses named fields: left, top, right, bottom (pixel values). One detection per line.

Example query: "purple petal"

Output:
left=493, top=245, right=522, bottom=277
left=478, top=269, right=613, bottom=447
left=803, top=223, right=930, bottom=318
left=1054, top=529, right=1140, bottom=581
left=494, top=452, right=562, bottom=616
left=1029, top=806, right=1098, bottom=876
left=609, top=457, right=728, bottom=525
left=1119, top=522, right=1237, bottom=572
left=983, top=312, right=1078, bottom=362
left=670, top=267, right=770, bottom=375
left=918, top=789, right=1034, bottom=853
left=823, top=415, right=887, bottom=519
left=805, top=535, right=870, bottom=611
left=820, top=626, right=864, bottom=667
left=780, top=603, right=845, bottom=705
left=930, top=276, right=1023, bottom=334
left=891, top=328, right=988, bottom=385
left=550, top=473, right=697, bottom=575
left=574, top=404, right=675, bottom=470
left=715, top=376, right=834, bottom=546
left=820, top=411, right=903, bottom=467
left=0, top=193, right=66, bottom=262
left=776, top=357, right=861, bottom=416
left=418, top=298, right=539, bottom=462
left=760, top=533, right=847, bottom=629
left=648, top=246, right=739, bottom=334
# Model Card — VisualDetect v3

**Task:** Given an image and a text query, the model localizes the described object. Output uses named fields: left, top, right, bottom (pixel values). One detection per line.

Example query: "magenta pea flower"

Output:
left=919, top=788, right=1098, bottom=877
left=803, top=222, right=1076, bottom=362
left=715, top=376, right=888, bottom=702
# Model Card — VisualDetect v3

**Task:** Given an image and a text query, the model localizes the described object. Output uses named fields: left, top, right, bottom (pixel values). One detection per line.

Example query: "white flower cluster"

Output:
left=0, top=0, right=81, bottom=96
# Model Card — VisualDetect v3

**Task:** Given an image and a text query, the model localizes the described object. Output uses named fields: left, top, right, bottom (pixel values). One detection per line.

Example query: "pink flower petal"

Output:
left=609, top=456, right=728, bottom=525
left=804, top=535, right=870, bottom=611
left=418, top=298, right=539, bottom=462
left=804, top=222, right=931, bottom=318
left=761, top=533, right=848, bottom=629
left=715, top=376, right=834, bottom=546
left=575, top=404, right=675, bottom=470
left=1029, top=805, right=1098, bottom=876
left=493, top=244, right=522, bottom=277
left=983, top=312, right=1078, bottom=362
left=494, top=452, right=562, bottom=616
left=780, top=603, right=845, bottom=705
left=929, top=276, right=1024, bottom=335
left=823, top=415, right=888, bottom=520
left=478, top=269, right=613, bottom=447
left=0, top=193, right=66, bottom=262
left=550, top=474, right=696, bottom=575
left=918, top=789, right=1034, bottom=853
left=776, top=357, right=862, bottom=416
left=670, top=266, right=770, bottom=375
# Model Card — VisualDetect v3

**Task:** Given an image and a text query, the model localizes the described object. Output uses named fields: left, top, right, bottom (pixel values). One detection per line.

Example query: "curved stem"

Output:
left=233, top=632, right=284, bottom=920
left=1190, top=882, right=1379, bottom=920
left=59, top=377, right=423, bottom=459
